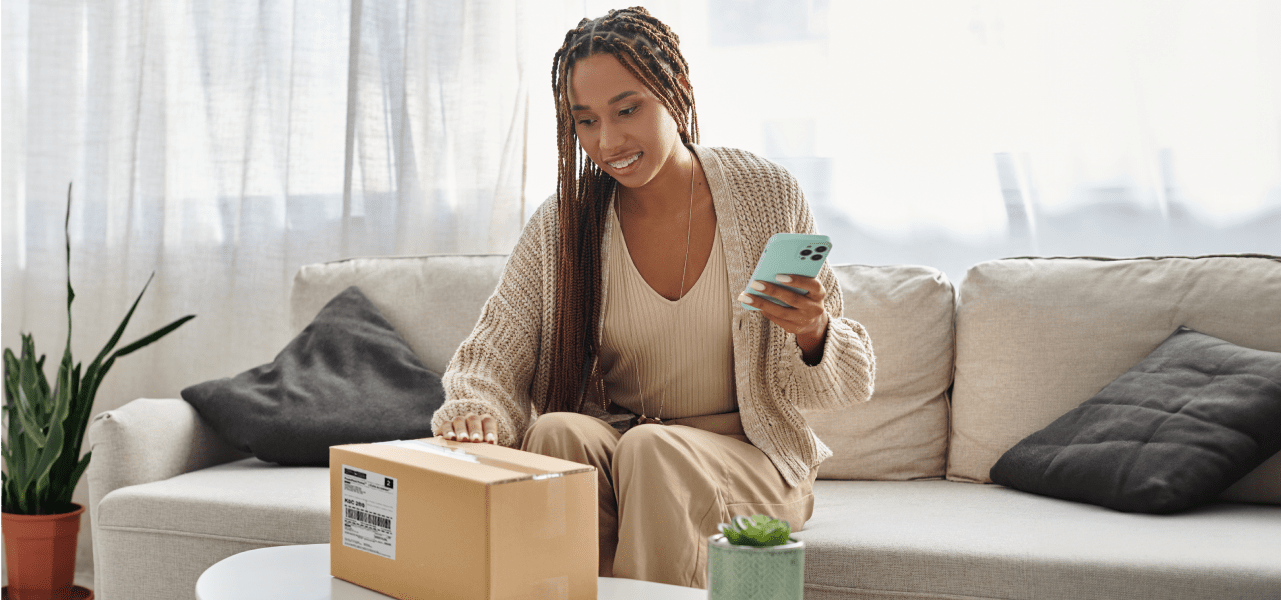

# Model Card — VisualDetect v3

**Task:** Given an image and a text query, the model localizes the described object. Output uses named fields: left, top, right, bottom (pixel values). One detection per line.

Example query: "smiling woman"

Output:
left=429, top=6, right=876, bottom=591
left=568, top=56, right=689, bottom=188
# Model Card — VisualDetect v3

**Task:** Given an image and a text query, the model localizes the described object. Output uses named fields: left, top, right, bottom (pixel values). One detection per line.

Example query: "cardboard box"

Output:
left=330, top=437, right=598, bottom=600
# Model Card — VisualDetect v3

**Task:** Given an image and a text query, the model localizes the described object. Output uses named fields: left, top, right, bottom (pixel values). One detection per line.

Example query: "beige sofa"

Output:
left=86, top=254, right=1281, bottom=600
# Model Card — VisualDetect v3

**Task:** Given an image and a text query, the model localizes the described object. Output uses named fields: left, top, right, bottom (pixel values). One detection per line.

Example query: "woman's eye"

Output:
left=577, top=118, right=595, bottom=127
left=619, top=106, right=638, bottom=117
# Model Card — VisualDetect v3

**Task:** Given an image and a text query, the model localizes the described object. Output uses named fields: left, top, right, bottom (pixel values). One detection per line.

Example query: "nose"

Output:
left=599, top=120, right=622, bottom=156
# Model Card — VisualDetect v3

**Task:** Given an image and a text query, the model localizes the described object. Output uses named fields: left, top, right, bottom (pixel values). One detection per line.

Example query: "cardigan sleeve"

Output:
left=431, top=202, right=551, bottom=447
left=779, top=177, right=877, bottom=411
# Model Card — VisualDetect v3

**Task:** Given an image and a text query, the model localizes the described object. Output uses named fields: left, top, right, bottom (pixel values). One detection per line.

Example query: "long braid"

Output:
left=544, top=7, right=699, bottom=414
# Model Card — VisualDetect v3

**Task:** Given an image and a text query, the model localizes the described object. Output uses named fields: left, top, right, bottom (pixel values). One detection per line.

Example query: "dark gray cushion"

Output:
left=182, top=286, right=445, bottom=466
left=990, top=326, right=1281, bottom=513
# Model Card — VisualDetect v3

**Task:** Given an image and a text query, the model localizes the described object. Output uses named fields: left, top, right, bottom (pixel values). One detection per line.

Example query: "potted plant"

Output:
left=707, top=514, right=806, bottom=600
left=2, top=185, right=195, bottom=600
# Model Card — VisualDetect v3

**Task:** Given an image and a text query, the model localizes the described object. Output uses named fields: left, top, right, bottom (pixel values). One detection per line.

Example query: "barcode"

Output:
left=346, top=507, right=392, bottom=529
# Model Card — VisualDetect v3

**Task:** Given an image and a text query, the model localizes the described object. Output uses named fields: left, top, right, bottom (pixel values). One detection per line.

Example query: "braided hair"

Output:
left=544, top=7, right=699, bottom=414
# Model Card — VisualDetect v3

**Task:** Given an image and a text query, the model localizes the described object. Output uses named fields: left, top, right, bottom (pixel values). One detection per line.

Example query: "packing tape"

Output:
left=374, top=439, right=478, bottom=462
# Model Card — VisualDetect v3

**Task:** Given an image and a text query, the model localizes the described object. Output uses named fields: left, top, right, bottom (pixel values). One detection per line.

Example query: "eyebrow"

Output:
left=571, top=90, right=638, bottom=112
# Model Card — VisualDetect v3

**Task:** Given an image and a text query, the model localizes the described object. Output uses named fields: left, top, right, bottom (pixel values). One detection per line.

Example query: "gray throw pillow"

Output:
left=182, top=286, right=445, bottom=466
left=990, top=326, right=1281, bottom=513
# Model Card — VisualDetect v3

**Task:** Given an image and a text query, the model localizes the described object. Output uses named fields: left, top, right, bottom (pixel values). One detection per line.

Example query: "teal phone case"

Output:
left=741, top=233, right=832, bottom=311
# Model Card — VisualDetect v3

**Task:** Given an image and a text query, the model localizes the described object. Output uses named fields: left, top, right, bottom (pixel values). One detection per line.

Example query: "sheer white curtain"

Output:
left=3, top=0, right=533, bottom=408
left=525, top=0, right=1281, bottom=283
left=2, top=0, right=536, bottom=576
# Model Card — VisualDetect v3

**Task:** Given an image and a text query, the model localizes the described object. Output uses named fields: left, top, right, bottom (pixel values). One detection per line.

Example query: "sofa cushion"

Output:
left=804, top=265, right=954, bottom=480
left=96, top=458, right=330, bottom=544
left=990, top=326, right=1281, bottom=513
left=291, top=255, right=509, bottom=375
left=182, top=286, right=445, bottom=465
left=92, top=458, right=330, bottom=600
left=947, top=255, right=1281, bottom=505
left=798, top=480, right=1281, bottom=600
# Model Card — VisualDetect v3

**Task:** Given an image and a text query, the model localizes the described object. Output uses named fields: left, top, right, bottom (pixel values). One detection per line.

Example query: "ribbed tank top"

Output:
left=599, top=203, right=738, bottom=420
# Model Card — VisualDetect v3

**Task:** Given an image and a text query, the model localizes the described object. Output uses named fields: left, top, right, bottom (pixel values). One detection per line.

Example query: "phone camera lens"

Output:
left=800, top=249, right=812, bottom=256
left=811, top=254, right=823, bottom=261
left=815, top=246, right=828, bottom=253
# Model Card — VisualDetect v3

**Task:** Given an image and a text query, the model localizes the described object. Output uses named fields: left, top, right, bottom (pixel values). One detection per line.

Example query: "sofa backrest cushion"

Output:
left=806, top=264, right=955, bottom=480
left=291, top=255, right=508, bottom=375
left=947, top=255, right=1281, bottom=504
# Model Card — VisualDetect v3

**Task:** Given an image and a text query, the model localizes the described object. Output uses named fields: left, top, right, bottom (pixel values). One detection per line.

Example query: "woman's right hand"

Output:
left=441, top=413, right=498, bottom=444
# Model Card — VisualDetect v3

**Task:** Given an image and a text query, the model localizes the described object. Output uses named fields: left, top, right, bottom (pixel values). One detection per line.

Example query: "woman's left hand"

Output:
left=738, top=275, right=830, bottom=354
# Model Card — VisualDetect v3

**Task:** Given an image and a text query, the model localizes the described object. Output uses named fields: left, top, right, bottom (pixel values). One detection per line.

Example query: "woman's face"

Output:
left=568, top=53, right=685, bottom=189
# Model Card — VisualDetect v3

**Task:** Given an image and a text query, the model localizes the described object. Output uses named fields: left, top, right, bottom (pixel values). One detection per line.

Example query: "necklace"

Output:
left=636, top=149, right=696, bottom=426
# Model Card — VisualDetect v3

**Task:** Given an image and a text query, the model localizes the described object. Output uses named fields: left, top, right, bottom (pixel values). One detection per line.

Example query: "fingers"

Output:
left=465, top=414, right=484, bottom=443
left=442, top=413, right=498, bottom=444
left=481, top=415, right=497, bottom=444
left=768, top=274, right=824, bottom=300
left=738, top=275, right=828, bottom=336
left=740, top=275, right=825, bottom=311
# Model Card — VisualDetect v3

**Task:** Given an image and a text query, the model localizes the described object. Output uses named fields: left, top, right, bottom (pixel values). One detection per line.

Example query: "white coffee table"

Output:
left=196, top=544, right=707, bottom=600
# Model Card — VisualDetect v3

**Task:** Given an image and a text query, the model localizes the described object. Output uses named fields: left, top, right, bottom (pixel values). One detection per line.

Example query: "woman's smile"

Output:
left=608, top=152, right=643, bottom=173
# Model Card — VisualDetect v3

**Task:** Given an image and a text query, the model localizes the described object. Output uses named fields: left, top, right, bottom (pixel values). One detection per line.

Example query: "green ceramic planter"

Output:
left=706, top=533, right=805, bottom=600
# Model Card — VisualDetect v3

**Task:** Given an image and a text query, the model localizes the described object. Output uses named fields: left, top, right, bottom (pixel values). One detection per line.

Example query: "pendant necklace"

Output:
left=636, top=151, right=696, bottom=427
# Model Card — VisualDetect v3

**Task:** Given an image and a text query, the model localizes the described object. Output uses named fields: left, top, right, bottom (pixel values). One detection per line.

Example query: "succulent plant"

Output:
left=717, top=514, right=792, bottom=547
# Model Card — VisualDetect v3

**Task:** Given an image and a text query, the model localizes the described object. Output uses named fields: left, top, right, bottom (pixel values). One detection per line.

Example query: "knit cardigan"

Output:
left=431, top=145, right=877, bottom=487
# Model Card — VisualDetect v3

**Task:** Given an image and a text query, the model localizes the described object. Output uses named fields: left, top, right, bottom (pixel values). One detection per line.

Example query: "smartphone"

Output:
left=741, top=233, right=832, bottom=311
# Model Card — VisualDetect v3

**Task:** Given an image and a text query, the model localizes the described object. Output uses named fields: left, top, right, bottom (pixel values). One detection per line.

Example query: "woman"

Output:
left=430, top=6, right=875, bottom=589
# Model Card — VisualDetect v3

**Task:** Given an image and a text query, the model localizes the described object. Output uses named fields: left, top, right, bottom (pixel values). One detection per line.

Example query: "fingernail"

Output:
left=749, top=281, right=766, bottom=291
left=775, top=274, right=793, bottom=283
left=471, top=433, right=482, bottom=442
left=738, top=293, right=754, bottom=304
left=486, top=433, right=496, bottom=443
left=444, top=431, right=456, bottom=440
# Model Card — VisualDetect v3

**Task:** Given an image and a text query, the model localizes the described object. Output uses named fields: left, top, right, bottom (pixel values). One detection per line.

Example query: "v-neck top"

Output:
left=597, top=200, right=738, bottom=420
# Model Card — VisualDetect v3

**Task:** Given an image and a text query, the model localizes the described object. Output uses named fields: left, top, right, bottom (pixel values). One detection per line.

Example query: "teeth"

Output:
left=609, top=153, right=641, bottom=169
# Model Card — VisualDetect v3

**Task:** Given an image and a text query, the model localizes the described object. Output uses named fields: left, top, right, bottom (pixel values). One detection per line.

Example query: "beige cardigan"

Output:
left=432, top=145, right=877, bottom=487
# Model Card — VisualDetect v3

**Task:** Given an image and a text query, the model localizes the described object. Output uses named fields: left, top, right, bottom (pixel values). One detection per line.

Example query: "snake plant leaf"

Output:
left=14, top=385, right=48, bottom=449
left=52, top=353, right=75, bottom=428
left=50, top=361, right=89, bottom=492
left=85, top=272, right=155, bottom=375
left=29, top=412, right=66, bottom=508
left=51, top=451, right=93, bottom=509
left=18, top=338, right=44, bottom=400
left=12, top=435, right=36, bottom=513
left=111, top=313, right=198, bottom=360
left=3, top=348, right=18, bottom=409
left=0, top=469, right=23, bottom=515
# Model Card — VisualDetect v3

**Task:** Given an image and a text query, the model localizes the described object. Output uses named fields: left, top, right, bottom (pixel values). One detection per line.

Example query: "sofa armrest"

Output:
left=86, top=398, right=251, bottom=522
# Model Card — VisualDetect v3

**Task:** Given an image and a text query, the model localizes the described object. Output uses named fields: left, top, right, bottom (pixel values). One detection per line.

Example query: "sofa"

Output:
left=86, top=253, right=1281, bottom=600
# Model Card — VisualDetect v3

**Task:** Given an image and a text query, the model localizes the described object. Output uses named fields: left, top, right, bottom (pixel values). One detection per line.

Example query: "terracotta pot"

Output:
left=2, top=504, right=85, bottom=600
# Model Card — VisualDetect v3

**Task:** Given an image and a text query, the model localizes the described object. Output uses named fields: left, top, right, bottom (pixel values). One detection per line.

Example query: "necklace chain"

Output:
left=637, top=149, right=696, bottom=426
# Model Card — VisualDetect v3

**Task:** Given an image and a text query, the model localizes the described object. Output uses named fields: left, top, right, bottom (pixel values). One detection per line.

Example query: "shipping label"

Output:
left=341, top=465, right=397, bottom=560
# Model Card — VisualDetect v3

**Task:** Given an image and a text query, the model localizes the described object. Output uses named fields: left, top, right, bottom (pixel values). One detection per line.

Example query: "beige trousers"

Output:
left=520, top=411, right=818, bottom=589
